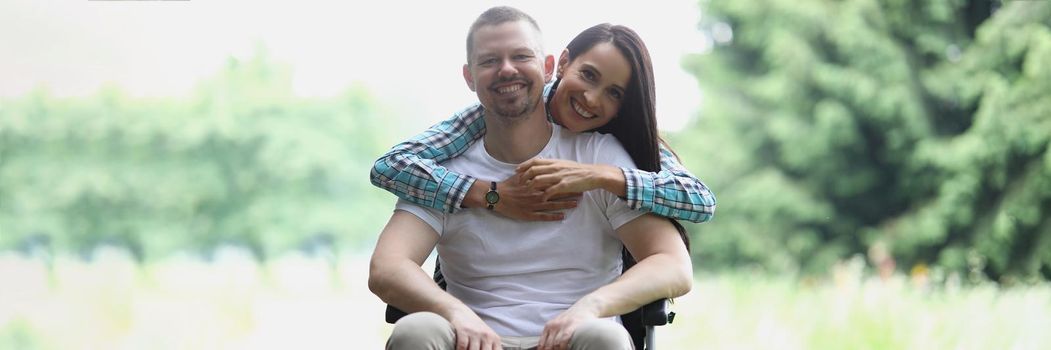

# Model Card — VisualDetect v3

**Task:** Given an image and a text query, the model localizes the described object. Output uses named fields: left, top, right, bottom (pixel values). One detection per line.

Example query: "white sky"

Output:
left=0, top=0, right=711, bottom=131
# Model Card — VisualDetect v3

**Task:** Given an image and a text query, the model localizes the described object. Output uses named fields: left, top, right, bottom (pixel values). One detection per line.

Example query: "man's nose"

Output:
left=497, top=59, right=517, bottom=78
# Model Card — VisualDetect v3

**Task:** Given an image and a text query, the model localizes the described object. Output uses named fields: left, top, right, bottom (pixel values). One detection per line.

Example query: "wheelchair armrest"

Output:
left=640, top=298, right=675, bottom=326
left=385, top=305, right=408, bottom=324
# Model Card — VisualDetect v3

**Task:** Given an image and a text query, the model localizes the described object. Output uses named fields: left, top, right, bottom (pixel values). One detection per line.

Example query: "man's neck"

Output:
left=482, top=107, right=552, bottom=164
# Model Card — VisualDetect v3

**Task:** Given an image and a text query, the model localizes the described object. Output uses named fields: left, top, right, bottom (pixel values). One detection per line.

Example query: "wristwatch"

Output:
left=485, top=181, right=500, bottom=210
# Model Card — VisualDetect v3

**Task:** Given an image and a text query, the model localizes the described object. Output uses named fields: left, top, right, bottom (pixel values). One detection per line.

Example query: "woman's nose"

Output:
left=583, top=89, right=600, bottom=109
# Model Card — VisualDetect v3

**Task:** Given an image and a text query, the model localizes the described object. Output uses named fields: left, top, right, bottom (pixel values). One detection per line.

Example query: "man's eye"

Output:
left=514, top=55, right=532, bottom=61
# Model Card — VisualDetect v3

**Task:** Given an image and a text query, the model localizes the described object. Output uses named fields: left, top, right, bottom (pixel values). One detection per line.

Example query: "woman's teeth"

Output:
left=572, top=100, right=595, bottom=119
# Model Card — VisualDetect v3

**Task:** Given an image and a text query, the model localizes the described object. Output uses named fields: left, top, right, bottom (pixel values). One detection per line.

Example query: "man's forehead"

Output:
left=470, top=21, right=543, bottom=55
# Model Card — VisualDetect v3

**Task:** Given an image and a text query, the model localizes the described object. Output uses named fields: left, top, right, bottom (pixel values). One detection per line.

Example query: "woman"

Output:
left=370, top=23, right=715, bottom=224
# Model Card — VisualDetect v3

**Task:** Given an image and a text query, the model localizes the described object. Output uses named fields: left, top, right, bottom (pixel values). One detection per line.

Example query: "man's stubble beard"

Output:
left=490, top=96, right=540, bottom=127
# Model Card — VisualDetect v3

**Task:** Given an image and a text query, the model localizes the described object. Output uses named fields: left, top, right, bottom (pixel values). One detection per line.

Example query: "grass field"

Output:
left=2, top=250, right=1049, bottom=350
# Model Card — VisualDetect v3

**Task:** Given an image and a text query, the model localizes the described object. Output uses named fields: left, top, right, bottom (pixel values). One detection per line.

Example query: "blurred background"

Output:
left=1, top=0, right=1049, bottom=349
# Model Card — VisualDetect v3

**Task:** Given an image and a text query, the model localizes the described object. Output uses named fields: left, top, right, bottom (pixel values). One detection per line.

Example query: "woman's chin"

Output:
left=554, top=110, right=594, bottom=133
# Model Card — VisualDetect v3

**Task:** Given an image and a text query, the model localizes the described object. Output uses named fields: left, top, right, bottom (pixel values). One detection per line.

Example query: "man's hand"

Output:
left=516, top=158, right=625, bottom=200
left=447, top=307, right=503, bottom=350
left=492, top=172, right=580, bottom=221
left=537, top=300, right=601, bottom=350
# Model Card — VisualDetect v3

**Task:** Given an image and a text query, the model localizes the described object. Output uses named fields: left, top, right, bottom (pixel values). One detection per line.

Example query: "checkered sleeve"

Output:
left=621, top=143, right=716, bottom=223
left=370, top=104, right=486, bottom=213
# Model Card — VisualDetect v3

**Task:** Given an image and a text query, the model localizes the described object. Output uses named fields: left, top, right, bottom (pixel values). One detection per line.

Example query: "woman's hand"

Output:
left=491, top=172, right=580, bottom=221
left=516, top=158, right=626, bottom=200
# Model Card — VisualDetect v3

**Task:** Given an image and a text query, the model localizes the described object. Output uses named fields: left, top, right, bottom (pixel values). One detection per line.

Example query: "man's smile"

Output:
left=491, top=81, right=529, bottom=96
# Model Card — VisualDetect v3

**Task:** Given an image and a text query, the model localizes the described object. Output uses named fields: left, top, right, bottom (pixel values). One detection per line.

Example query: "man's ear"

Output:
left=556, top=49, right=570, bottom=79
left=544, top=54, right=555, bottom=83
left=463, top=64, right=476, bottom=92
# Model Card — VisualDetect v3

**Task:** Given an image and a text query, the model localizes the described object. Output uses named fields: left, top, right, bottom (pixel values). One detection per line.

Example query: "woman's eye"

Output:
left=580, top=70, right=595, bottom=81
left=609, top=90, right=623, bottom=100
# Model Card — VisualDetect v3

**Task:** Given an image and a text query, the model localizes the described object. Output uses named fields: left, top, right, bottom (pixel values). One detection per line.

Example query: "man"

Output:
left=369, top=6, right=692, bottom=350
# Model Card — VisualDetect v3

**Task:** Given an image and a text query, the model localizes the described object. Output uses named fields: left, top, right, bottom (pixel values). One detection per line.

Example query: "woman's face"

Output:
left=550, top=42, right=632, bottom=133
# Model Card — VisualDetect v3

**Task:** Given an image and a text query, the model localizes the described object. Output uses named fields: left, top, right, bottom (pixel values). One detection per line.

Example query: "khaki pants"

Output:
left=386, top=312, right=634, bottom=350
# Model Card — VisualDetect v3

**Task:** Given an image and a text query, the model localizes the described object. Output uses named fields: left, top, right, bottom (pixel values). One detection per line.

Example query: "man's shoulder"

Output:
left=394, top=199, right=444, bottom=234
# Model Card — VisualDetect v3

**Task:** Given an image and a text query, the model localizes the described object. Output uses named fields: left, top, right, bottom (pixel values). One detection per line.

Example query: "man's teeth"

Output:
left=497, top=85, right=523, bottom=94
left=572, top=100, right=595, bottom=119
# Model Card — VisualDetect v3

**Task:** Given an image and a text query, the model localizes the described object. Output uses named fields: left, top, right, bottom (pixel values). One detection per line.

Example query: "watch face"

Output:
left=485, top=191, right=500, bottom=204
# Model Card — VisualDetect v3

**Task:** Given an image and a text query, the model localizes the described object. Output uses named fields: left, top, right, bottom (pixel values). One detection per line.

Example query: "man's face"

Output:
left=463, top=21, right=553, bottom=121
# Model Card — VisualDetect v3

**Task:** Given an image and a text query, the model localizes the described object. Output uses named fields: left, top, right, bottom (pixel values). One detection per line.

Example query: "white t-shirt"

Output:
left=395, top=125, right=645, bottom=337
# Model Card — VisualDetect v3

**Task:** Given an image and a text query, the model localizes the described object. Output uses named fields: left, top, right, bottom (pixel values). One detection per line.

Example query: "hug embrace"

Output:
left=369, top=6, right=716, bottom=350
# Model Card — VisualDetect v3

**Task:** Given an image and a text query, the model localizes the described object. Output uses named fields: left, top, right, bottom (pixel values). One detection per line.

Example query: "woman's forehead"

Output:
left=573, top=42, right=631, bottom=86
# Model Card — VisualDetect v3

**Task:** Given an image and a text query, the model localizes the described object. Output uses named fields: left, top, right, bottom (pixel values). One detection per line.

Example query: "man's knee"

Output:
left=569, top=319, right=633, bottom=350
left=386, top=312, right=455, bottom=350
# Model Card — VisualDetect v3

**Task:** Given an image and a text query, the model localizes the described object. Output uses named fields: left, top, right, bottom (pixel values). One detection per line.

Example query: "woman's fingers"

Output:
left=527, top=174, right=561, bottom=191
left=520, top=165, right=559, bottom=182
left=547, top=192, right=583, bottom=201
left=543, top=185, right=582, bottom=201
left=516, top=158, right=554, bottom=173
left=536, top=199, right=578, bottom=211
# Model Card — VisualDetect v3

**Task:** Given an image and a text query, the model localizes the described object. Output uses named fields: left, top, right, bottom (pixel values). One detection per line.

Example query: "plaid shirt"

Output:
left=370, top=84, right=716, bottom=222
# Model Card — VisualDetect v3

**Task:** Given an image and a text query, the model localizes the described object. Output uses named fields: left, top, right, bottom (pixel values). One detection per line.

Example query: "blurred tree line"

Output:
left=2, top=1, right=1048, bottom=284
left=0, top=51, right=397, bottom=263
left=677, top=0, right=1051, bottom=281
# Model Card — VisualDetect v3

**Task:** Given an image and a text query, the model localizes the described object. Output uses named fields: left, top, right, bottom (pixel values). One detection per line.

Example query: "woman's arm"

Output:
left=517, top=142, right=716, bottom=223
left=621, top=143, right=716, bottom=223
left=370, top=104, right=486, bottom=213
left=370, top=103, right=579, bottom=220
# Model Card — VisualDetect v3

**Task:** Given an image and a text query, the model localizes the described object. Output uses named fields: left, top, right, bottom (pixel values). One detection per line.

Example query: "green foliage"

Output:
left=0, top=317, right=51, bottom=350
left=0, top=51, right=397, bottom=262
left=678, top=0, right=1051, bottom=280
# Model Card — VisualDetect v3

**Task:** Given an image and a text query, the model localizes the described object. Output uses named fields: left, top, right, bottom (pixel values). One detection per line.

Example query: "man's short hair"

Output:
left=465, top=6, right=543, bottom=64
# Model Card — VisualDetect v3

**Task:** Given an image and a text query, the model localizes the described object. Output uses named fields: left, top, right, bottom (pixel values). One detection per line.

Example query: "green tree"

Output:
left=677, top=0, right=1051, bottom=281
left=0, top=49, right=397, bottom=263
